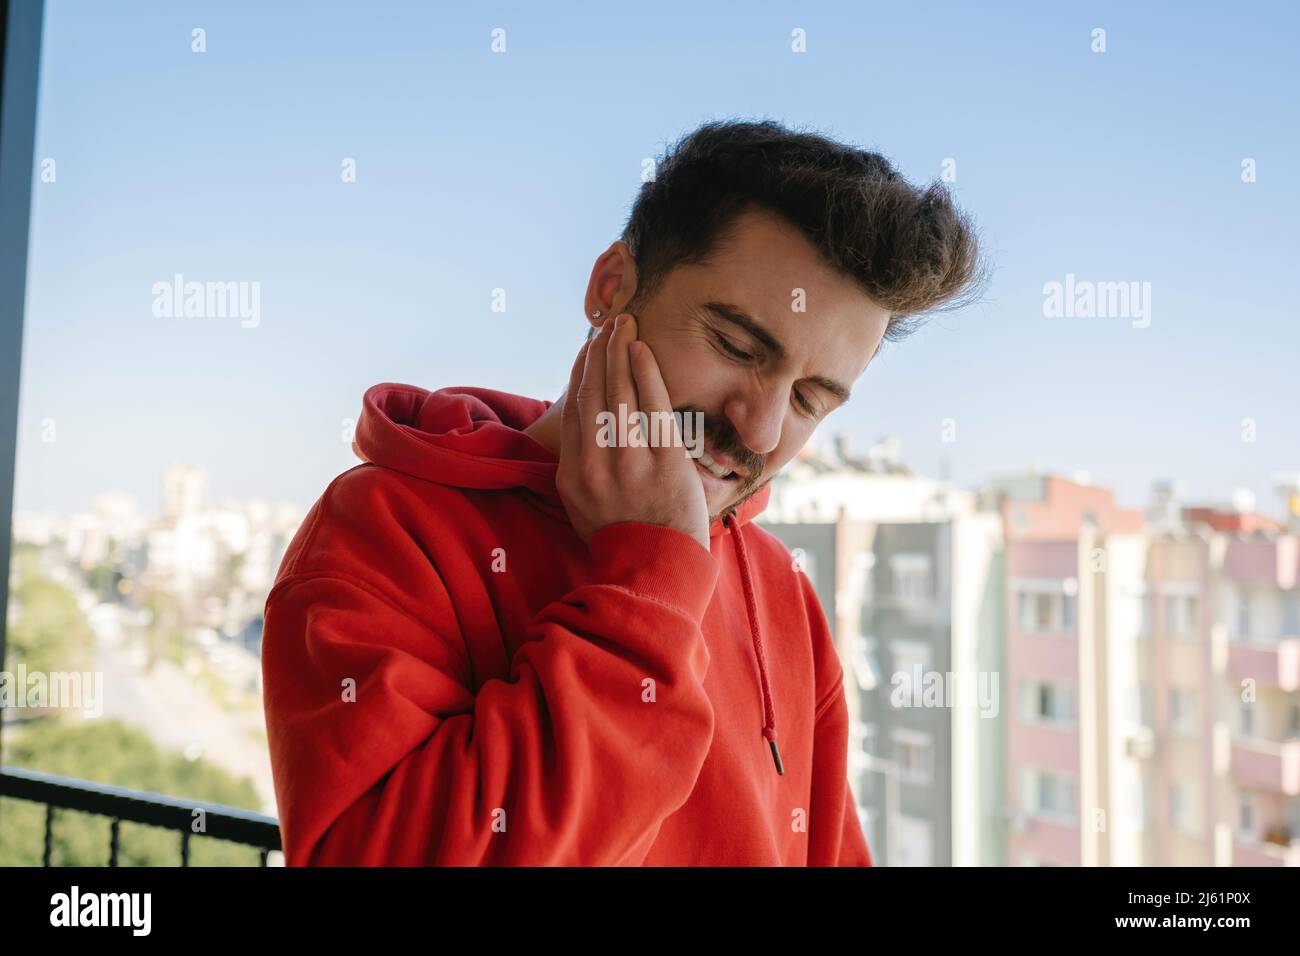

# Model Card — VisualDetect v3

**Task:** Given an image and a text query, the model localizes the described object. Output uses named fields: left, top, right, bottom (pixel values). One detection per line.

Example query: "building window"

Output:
left=1015, top=585, right=1076, bottom=636
left=1284, top=592, right=1300, bottom=637
left=1238, top=792, right=1255, bottom=839
left=1240, top=698, right=1255, bottom=738
left=1017, top=591, right=1054, bottom=632
left=1040, top=774, right=1075, bottom=817
left=1169, top=782, right=1198, bottom=833
left=890, top=553, right=932, bottom=606
left=892, top=729, right=934, bottom=785
left=1035, top=593, right=1053, bottom=631
left=1169, top=687, right=1198, bottom=734
left=1021, top=767, right=1077, bottom=821
left=1021, top=679, right=1076, bottom=726
left=1165, top=593, right=1199, bottom=639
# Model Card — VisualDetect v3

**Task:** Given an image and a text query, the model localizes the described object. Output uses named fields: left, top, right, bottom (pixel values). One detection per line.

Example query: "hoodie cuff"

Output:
left=586, top=522, right=720, bottom=621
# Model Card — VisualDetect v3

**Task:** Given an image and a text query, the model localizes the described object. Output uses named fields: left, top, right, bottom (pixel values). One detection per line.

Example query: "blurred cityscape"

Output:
left=7, top=464, right=303, bottom=813
left=766, top=435, right=1300, bottom=867
left=6, top=442, right=1300, bottom=866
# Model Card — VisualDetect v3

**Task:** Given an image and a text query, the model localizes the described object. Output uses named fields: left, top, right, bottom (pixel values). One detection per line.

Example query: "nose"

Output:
left=722, top=381, right=787, bottom=459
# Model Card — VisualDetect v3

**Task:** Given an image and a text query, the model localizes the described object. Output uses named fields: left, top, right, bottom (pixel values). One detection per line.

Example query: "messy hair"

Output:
left=593, top=118, right=985, bottom=347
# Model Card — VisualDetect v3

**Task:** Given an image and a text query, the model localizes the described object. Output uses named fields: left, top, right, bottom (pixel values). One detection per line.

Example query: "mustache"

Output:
left=673, top=405, right=764, bottom=480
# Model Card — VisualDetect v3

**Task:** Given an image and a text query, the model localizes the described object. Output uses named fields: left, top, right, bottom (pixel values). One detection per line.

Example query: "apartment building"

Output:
left=984, top=470, right=1144, bottom=866
left=761, top=436, right=1003, bottom=865
left=764, top=437, right=1300, bottom=868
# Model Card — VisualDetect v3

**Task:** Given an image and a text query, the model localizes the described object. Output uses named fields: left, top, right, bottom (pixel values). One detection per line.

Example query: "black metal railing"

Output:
left=0, top=766, right=282, bottom=866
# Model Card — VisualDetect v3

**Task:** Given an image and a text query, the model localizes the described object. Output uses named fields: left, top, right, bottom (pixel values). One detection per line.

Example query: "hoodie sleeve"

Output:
left=799, top=572, right=874, bottom=867
left=814, top=693, right=875, bottom=867
left=262, top=518, right=720, bottom=866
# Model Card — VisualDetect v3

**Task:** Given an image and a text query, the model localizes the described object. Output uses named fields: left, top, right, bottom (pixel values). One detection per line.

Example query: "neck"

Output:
left=521, top=388, right=566, bottom=457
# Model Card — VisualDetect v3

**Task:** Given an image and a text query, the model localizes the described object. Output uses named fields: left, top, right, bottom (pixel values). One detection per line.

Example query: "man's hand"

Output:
left=557, top=313, right=711, bottom=552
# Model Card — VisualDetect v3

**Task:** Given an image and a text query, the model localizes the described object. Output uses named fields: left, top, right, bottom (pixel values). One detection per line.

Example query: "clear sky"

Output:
left=15, top=0, right=1299, bottom=517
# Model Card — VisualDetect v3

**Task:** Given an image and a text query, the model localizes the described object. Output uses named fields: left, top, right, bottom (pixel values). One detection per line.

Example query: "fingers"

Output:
left=561, top=337, right=593, bottom=457
left=605, top=313, right=641, bottom=440
left=628, top=337, right=684, bottom=458
left=576, top=316, right=615, bottom=452
left=608, top=316, right=650, bottom=447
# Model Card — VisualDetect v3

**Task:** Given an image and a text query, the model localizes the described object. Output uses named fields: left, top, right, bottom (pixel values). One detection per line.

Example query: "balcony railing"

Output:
left=0, top=766, right=282, bottom=865
left=1230, top=737, right=1300, bottom=795
left=1228, top=636, right=1300, bottom=691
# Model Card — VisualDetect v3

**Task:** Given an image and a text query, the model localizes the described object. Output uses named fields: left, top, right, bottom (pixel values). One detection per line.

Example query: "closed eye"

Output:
left=714, top=331, right=820, bottom=419
left=713, top=331, right=754, bottom=361
left=794, top=391, right=818, bottom=418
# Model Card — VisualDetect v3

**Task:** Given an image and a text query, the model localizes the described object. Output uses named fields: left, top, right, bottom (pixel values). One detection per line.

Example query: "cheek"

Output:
left=650, top=338, right=726, bottom=405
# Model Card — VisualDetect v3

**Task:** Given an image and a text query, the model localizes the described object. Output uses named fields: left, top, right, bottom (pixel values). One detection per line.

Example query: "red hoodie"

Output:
left=262, top=381, right=873, bottom=866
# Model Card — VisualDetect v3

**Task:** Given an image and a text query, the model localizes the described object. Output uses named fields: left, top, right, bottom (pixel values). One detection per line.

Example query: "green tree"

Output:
left=1, top=718, right=269, bottom=866
left=6, top=547, right=93, bottom=676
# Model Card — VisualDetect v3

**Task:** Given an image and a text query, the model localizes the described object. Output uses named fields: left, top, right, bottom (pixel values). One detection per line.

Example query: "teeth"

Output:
left=696, top=447, right=732, bottom=479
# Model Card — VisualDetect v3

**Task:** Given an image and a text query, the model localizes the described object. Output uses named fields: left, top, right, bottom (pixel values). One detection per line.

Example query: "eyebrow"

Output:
left=700, top=300, right=853, bottom=407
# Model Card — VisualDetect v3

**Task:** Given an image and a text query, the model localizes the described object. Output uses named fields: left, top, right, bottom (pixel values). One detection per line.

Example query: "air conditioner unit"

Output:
left=1125, top=726, right=1155, bottom=760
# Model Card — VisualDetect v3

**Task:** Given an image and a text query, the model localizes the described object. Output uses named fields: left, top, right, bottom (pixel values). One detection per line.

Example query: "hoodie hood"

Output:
left=353, top=382, right=772, bottom=536
left=353, top=382, right=782, bottom=773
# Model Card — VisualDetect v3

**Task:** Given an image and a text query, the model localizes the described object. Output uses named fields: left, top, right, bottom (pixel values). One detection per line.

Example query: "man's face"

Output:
left=618, top=208, right=891, bottom=522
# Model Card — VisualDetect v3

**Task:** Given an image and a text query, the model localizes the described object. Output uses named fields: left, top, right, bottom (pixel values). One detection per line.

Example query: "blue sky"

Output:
left=16, top=0, right=1300, bottom=517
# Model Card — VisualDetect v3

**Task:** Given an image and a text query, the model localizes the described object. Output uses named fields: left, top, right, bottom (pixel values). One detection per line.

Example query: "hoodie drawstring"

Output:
left=723, top=510, right=784, bottom=776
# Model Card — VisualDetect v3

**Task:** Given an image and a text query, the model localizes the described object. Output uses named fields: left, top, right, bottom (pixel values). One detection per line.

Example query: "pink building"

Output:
left=991, top=472, right=1142, bottom=865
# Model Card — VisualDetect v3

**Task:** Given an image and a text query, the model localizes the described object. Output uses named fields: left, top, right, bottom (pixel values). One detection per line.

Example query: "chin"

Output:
left=707, top=487, right=746, bottom=523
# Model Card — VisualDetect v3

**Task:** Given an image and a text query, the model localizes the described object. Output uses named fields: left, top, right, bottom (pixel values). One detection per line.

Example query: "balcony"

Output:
left=1231, top=738, right=1300, bottom=795
left=1234, top=830, right=1300, bottom=866
left=0, top=766, right=282, bottom=865
left=1228, top=637, right=1300, bottom=691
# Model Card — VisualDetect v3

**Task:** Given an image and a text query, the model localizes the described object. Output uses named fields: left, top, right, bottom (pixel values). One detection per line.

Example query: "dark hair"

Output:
left=596, top=118, right=985, bottom=348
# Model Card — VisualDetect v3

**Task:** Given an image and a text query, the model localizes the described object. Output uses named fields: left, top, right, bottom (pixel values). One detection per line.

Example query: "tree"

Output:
left=0, top=718, right=268, bottom=866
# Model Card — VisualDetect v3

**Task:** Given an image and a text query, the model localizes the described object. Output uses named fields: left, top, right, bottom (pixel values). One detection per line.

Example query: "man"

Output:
left=261, top=119, right=981, bottom=865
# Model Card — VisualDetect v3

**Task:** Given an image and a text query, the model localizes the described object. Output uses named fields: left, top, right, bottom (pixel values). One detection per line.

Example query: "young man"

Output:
left=261, top=119, right=981, bottom=865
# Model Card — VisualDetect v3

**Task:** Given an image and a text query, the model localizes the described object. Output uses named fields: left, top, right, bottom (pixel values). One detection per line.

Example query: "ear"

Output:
left=583, top=240, right=638, bottom=335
